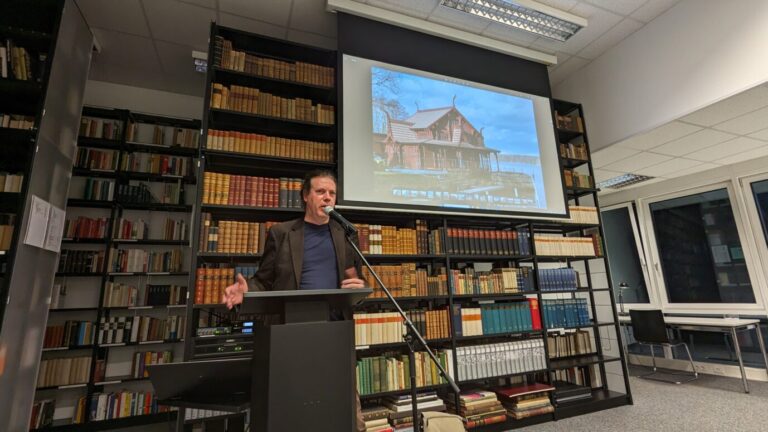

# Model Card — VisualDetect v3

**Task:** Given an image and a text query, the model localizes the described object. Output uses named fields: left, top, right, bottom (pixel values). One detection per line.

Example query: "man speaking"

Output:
left=221, top=168, right=367, bottom=431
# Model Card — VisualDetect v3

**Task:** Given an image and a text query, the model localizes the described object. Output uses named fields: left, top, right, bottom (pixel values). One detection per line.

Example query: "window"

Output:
left=649, top=188, right=755, bottom=304
left=602, top=204, right=650, bottom=304
left=751, top=179, right=768, bottom=249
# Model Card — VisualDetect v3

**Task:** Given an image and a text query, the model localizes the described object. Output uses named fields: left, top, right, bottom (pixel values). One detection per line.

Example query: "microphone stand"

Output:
left=343, top=228, right=461, bottom=432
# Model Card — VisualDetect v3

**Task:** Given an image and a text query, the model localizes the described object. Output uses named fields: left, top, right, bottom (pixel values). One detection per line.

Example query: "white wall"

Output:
left=83, top=80, right=204, bottom=119
left=553, top=0, right=768, bottom=151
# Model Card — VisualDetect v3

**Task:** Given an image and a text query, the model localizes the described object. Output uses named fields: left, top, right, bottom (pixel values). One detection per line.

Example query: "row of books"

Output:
left=58, top=250, right=105, bottom=273
left=80, top=117, right=121, bottom=140
left=199, top=213, right=273, bottom=254
left=214, top=36, right=334, bottom=87
left=37, top=356, right=91, bottom=388
left=131, top=350, right=173, bottom=379
left=125, top=122, right=200, bottom=149
left=353, top=310, right=449, bottom=346
left=450, top=267, right=534, bottom=295
left=82, top=178, right=114, bottom=201
left=563, top=169, right=594, bottom=188
left=97, top=315, right=186, bottom=344
left=113, top=217, right=188, bottom=242
left=75, top=148, right=118, bottom=171
left=202, top=172, right=302, bottom=208
left=456, top=340, right=546, bottom=381
left=63, top=216, right=109, bottom=240
left=43, top=320, right=94, bottom=348
left=206, top=129, right=334, bottom=162
left=1, top=41, right=44, bottom=81
left=120, top=152, right=193, bottom=177
left=210, top=83, right=335, bottom=125
left=454, top=300, right=541, bottom=337
left=106, top=248, right=184, bottom=273
left=354, top=220, right=434, bottom=255
left=533, top=234, right=597, bottom=256
left=560, top=205, right=599, bottom=225
left=558, top=142, right=589, bottom=161
left=102, top=282, right=187, bottom=308
left=193, top=266, right=250, bottom=305
left=0, top=214, right=15, bottom=251
left=75, top=391, right=170, bottom=423
left=0, top=113, right=34, bottom=129
left=361, top=263, right=449, bottom=298
left=552, top=364, right=601, bottom=392
left=554, top=111, right=584, bottom=133
left=541, top=299, right=591, bottom=329
left=439, top=227, right=531, bottom=256
left=356, top=350, right=453, bottom=396
left=29, top=399, right=55, bottom=429
left=115, top=181, right=185, bottom=205
left=538, top=268, right=580, bottom=291
left=495, top=383, right=554, bottom=421
left=547, top=330, right=593, bottom=358
left=451, top=389, right=507, bottom=429
left=0, top=172, right=23, bottom=192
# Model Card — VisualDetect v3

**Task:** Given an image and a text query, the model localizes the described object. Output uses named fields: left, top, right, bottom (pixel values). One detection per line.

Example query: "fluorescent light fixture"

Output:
left=440, top=0, right=587, bottom=42
left=597, top=173, right=655, bottom=190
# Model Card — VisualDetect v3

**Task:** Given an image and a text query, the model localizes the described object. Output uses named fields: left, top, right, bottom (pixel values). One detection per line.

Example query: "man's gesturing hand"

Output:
left=223, top=273, right=248, bottom=309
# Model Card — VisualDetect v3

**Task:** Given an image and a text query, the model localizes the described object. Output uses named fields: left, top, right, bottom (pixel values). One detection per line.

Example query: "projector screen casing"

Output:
left=336, top=13, right=569, bottom=219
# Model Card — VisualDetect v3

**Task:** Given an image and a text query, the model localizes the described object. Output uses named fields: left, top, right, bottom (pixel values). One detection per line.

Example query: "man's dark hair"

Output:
left=301, top=169, right=337, bottom=208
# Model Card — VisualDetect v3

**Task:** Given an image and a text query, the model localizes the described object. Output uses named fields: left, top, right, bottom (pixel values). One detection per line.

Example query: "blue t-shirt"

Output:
left=300, top=222, right=340, bottom=290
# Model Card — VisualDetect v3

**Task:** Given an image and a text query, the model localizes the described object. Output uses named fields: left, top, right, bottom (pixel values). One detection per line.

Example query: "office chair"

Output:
left=629, top=309, right=698, bottom=384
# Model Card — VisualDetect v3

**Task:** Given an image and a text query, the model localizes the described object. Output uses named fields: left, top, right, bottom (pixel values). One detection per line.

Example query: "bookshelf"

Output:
left=184, top=22, right=630, bottom=431
left=32, top=106, right=200, bottom=430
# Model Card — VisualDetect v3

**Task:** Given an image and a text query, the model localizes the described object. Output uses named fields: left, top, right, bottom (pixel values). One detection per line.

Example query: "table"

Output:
left=619, top=315, right=768, bottom=393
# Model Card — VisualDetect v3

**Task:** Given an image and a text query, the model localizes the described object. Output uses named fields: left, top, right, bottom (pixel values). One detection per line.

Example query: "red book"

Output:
left=528, top=297, right=542, bottom=330
left=494, top=382, right=554, bottom=399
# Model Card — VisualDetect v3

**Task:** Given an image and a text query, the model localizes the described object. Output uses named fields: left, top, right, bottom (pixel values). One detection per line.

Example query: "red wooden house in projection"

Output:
left=377, top=105, right=500, bottom=172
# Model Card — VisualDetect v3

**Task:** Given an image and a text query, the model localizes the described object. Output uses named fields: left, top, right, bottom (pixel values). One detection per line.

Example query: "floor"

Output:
left=519, top=366, right=768, bottom=432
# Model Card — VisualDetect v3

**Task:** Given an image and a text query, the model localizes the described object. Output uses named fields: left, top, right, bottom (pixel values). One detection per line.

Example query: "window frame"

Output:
left=639, top=181, right=766, bottom=314
left=601, top=202, right=657, bottom=310
left=738, top=172, right=768, bottom=315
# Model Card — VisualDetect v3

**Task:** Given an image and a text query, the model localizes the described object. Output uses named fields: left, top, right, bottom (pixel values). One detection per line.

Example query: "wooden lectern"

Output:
left=242, top=288, right=372, bottom=432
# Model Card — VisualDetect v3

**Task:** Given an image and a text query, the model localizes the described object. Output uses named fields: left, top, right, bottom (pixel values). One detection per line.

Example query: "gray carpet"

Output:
left=518, top=366, right=768, bottom=432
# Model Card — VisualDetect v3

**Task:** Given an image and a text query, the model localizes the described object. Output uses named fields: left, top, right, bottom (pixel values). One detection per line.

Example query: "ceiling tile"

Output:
left=481, top=22, right=540, bottom=47
left=548, top=56, right=589, bottom=86
left=289, top=0, right=337, bottom=37
left=593, top=168, right=625, bottom=183
left=577, top=18, right=643, bottom=59
left=219, top=0, right=292, bottom=26
left=591, top=145, right=639, bottom=168
left=427, top=4, right=493, bottom=33
left=583, top=0, right=648, bottom=16
left=630, top=0, right=680, bottom=23
left=748, top=127, right=768, bottom=142
left=142, top=0, right=214, bottom=49
left=528, top=36, right=564, bottom=55
left=679, top=85, right=768, bottom=127
left=712, top=106, right=768, bottom=135
left=154, top=40, right=197, bottom=76
left=285, top=29, right=337, bottom=50
left=686, top=137, right=766, bottom=162
left=616, top=121, right=700, bottom=150
left=717, top=145, right=768, bottom=166
left=535, top=0, right=579, bottom=10
left=89, top=49, right=167, bottom=95
left=556, top=2, right=623, bottom=55
left=650, top=129, right=736, bottom=157
left=666, top=162, right=719, bottom=178
left=76, top=0, right=150, bottom=37
left=634, top=157, right=702, bottom=177
left=90, top=29, right=159, bottom=69
left=366, top=0, right=439, bottom=19
left=601, top=151, right=672, bottom=172
left=218, top=12, right=288, bottom=40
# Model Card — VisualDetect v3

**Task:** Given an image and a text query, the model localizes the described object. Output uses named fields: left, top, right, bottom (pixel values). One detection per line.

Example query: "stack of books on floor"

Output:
left=446, top=389, right=506, bottom=429
left=362, top=405, right=393, bottom=432
left=552, top=380, right=592, bottom=404
left=382, top=391, right=446, bottom=431
left=494, top=383, right=554, bottom=419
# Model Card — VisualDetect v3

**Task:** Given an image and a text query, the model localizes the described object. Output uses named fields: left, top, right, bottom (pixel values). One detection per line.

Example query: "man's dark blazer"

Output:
left=247, top=218, right=360, bottom=292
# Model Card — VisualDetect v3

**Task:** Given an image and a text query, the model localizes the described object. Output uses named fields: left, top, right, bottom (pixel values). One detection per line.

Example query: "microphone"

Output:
left=323, top=206, right=357, bottom=235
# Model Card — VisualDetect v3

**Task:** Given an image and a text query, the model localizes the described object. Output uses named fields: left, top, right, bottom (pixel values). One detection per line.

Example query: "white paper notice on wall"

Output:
left=44, top=204, right=65, bottom=252
left=23, top=195, right=50, bottom=249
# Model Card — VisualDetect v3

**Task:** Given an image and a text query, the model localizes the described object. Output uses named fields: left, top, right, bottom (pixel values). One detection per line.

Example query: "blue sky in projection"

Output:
left=372, top=66, right=541, bottom=156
